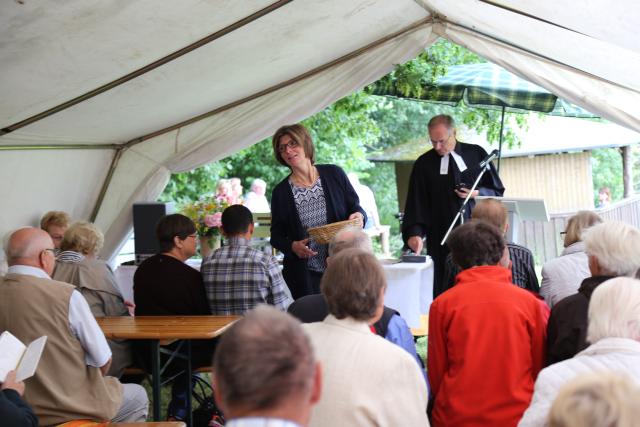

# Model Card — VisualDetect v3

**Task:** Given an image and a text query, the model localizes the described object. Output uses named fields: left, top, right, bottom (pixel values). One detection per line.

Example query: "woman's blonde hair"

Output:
left=563, top=211, right=602, bottom=247
left=60, top=222, right=104, bottom=256
left=40, top=211, right=71, bottom=231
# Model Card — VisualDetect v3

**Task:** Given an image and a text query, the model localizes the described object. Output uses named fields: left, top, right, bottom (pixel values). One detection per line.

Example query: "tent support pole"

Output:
left=90, top=147, right=125, bottom=222
left=0, top=0, right=294, bottom=136
left=497, top=105, right=505, bottom=173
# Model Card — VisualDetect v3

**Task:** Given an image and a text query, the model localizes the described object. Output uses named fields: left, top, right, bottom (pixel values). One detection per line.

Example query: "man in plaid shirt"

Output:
left=202, top=204, right=292, bottom=315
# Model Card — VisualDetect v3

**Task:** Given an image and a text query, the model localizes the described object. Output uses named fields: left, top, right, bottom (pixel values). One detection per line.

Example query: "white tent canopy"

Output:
left=2, top=0, right=640, bottom=263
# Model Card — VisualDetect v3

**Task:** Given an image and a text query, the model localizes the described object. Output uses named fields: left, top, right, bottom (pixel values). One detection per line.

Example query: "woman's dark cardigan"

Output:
left=270, top=164, right=366, bottom=299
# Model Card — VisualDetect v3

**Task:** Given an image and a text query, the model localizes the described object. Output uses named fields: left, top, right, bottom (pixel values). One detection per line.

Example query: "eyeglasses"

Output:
left=41, top=248, right=56, bottom=256
left=277, top=139, right=300, bottom=153
left=188, top=234, right=198, bottom=239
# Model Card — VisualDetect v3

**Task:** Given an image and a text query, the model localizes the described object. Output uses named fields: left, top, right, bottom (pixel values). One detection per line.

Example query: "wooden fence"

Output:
left=520, top=195, right=640, bottom=264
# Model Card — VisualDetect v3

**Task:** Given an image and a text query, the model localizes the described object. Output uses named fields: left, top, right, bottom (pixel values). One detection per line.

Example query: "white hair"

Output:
left=583, top=221, right=640, bottom=276
left=251, top=178, right=266, bottom=190
left=587, top=277, right=640, bottom=343
left=328, top=226, right=372, bottom=256
left=548, top=372, right=640, bottom=427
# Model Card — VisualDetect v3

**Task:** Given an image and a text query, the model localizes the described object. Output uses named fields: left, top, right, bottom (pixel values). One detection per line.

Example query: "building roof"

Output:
left=369, top=115, right=640, bottom=162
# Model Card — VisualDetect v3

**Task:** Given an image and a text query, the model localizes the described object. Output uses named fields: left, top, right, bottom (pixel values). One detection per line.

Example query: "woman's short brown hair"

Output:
left=60, top=221, right=104, bottom=256
left=563, top=211, right=603, bottom=247
left=272, top=124, right=315, bottom=168
left=321, top=248, right=386, bottom=321
left=40, top=211, right=71, bottom=231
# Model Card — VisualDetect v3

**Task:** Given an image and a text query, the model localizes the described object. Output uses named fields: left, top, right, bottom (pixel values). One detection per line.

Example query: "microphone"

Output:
left=479, top=149, right=499, bottom=169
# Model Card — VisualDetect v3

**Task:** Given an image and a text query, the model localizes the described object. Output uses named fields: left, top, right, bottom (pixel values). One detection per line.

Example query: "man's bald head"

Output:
left=471, top=199, right=508, bottom=234
left=6, top=227, right=56, bottom=275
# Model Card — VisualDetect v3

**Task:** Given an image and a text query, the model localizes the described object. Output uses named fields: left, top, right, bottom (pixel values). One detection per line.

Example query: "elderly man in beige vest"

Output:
left=0, top=228, right=148, bottom=425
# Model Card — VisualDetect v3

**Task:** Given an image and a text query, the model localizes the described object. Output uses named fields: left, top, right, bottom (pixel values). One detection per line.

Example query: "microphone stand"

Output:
left=440, top=161, right=492, bottom=246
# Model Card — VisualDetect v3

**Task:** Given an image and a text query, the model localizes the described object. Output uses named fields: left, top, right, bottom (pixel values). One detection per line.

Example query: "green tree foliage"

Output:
left=159, top=40, right=530, bottom=256
left=158, top=162, right=227, bottom=204
left=591, top=147, right=623, bottom=204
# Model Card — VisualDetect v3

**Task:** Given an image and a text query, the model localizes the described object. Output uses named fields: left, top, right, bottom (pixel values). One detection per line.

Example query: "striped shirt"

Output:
left=442, top=242, right=540, bottom=293
left=201, top=236, right=292, bottom=315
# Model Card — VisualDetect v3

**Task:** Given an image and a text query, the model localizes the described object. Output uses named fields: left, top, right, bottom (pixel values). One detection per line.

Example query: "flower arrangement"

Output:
left=181, top=196, right=230, bottom=238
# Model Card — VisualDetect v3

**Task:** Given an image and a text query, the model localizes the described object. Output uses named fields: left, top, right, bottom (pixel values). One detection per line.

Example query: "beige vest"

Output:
left=0, top=273, right=122, bottom=426
left=53, top=259, right=133, bottom=377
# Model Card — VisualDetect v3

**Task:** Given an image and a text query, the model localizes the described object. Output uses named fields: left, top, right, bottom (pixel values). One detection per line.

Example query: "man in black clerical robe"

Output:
left=402, top=115, right=504, bottom=298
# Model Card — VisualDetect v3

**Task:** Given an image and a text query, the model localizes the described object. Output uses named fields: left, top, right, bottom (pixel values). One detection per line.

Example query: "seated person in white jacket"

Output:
left=302, top=248, right=429, bottom=427
left=519, top=277, right=640, bottom=427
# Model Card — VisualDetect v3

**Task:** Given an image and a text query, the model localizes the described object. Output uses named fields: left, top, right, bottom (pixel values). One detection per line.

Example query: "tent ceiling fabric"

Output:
left=2, top=0, right=640, bottom=264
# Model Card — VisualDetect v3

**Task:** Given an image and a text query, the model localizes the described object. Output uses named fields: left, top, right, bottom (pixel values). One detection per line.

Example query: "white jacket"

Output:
left=303, top=315, right=429, bottom=427
left=518, top=337, right=640, bottom=427
left=540, top=242, right=590, bottom=308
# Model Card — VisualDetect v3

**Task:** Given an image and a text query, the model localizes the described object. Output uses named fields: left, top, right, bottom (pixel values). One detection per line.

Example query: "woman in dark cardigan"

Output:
left=270, top=123, right=366, bottom=300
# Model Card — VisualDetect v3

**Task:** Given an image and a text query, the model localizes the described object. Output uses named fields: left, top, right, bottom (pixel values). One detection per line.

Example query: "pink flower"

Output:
left=204, top=212, right=222, bottom=228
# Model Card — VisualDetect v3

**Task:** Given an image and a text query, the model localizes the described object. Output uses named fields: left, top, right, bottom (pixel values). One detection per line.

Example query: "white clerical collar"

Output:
left=440, top=150, right=467, bottom=175
left=7, top=265, right=51, bottom=279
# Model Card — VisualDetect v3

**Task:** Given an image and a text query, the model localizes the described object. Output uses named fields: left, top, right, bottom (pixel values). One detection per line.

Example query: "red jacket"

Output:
left=427, top=266, right=547, bottom=427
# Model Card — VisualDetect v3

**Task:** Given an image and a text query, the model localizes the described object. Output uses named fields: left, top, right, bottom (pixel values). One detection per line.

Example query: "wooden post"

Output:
left=622, top=145, right=633, bottom=198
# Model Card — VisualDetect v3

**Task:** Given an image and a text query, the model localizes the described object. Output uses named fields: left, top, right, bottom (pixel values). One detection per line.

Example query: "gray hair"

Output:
left=328, top=226, right=372, bottom=256
left=251, top=178, right=266, bottom=191
left=587, top=277, right=640, bottom=343
left=583, top=221, right=640, bottom=276
left=212, top=306, right=316, bottom=412
left=321, top=248, right=385, bottom=321
left=549, top=372, right=640, bottom=427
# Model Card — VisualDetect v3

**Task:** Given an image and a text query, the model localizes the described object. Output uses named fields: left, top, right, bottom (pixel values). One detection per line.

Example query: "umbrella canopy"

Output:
left=429, top=62, right=596, bottom=117
left=373, top=62, right=598, bottom=170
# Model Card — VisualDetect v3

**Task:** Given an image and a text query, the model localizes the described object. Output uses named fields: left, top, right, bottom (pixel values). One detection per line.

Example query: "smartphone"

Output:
left=455, top=182, right=468, bottom=191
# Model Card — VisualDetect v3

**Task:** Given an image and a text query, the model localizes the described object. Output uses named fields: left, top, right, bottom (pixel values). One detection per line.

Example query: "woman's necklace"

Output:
left=291, top=166, right=318, bottom=188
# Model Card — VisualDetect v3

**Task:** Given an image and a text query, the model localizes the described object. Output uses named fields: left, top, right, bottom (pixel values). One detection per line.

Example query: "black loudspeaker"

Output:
left=133, top=202, right=175, bottom=264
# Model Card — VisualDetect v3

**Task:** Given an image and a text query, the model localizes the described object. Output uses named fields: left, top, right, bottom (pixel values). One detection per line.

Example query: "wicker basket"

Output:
left=307, top=219, right=359, bottom=244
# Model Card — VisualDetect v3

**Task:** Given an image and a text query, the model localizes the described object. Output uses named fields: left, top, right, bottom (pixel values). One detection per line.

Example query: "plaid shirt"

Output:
left=201, top=236, right=292, bottom=315
left=442, top=242, right=540, bottom=293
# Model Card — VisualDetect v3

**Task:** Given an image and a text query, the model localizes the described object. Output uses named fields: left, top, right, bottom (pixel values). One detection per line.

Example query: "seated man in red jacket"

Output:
left=427, top=220, right=547, bottom=427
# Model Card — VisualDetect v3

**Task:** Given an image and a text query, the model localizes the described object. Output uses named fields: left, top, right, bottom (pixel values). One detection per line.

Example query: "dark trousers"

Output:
left=427, top=238, right=450, bottom=299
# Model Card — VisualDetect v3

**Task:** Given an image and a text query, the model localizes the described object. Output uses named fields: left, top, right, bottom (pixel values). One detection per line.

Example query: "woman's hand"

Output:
left=292, top=238, right=318, bottom=259
left=348, top=212, right=364, bottom=228
left=1, top=370, right=25, bottom=396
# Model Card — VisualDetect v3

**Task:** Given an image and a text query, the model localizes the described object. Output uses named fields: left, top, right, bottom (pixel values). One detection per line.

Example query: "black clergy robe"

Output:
left=402, top=141, right=504, bottom=298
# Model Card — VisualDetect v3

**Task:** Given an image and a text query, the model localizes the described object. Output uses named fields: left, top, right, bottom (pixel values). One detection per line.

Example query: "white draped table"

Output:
left=115, top=258, right=433, bottom=328
left=381, top=258, right=434, bottom=328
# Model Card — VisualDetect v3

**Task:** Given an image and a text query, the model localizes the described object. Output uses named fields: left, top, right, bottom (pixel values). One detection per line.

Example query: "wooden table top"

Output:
left=96, top=315, right=240, bottom=340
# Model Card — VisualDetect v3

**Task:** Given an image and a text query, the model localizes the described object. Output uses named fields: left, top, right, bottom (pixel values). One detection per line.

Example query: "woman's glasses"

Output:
left=277, top=140, right=300, bottom=153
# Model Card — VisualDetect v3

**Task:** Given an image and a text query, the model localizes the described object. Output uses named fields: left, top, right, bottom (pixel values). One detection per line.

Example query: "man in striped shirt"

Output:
left=442, top=198, right=540, bottom=293
left=202, top=204, right=292, bottom=315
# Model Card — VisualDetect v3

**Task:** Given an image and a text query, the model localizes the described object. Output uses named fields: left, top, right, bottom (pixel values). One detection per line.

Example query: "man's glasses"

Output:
left=277, top=140, right=300, bottom=153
